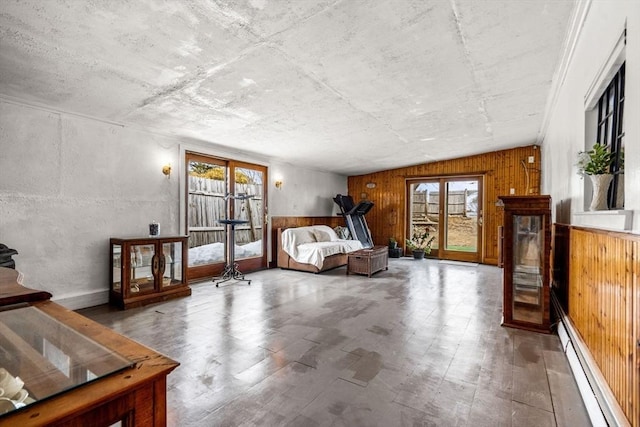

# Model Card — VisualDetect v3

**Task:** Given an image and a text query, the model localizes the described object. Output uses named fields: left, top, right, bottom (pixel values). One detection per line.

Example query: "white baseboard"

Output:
left=552, top=294, right=630, bottom=427
left=52, top=289, right=109, bottom=310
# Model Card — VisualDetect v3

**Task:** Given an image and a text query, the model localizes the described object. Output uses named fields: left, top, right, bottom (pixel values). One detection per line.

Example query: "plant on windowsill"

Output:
left=406, top=228, right=435, bottom=260
left=576, top=143, right=614, bottom=211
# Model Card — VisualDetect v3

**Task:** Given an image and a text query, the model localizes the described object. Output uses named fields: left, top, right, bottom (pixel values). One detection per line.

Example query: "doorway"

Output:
left=185, top=152, right=268, bottom=281
left=407, top=176, right=483, bottom=263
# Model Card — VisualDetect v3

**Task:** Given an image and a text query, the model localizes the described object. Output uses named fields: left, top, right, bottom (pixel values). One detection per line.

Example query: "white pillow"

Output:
left=334, top=226, right=350, bottom=240
left=311, top=225, right=340, bottom=242
left=283, top=227, right=316, bottom=244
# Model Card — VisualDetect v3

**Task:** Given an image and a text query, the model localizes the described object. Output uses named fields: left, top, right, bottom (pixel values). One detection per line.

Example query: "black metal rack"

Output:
left=214, top=193, right=254, bottom=287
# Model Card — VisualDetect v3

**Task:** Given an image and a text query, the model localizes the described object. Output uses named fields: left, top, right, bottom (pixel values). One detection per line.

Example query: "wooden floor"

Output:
left=80, top=258, right=591, bottom=426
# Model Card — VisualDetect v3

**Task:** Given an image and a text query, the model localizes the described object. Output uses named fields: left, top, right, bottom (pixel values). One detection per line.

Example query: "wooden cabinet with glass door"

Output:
left=498, top=195, right=551, bottom=333
left=110, top=236, right=190, bottom=309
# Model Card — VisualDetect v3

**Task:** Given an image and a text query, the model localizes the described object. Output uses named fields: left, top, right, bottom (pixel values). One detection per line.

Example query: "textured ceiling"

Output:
left=0, top=0, right=575, bottom=175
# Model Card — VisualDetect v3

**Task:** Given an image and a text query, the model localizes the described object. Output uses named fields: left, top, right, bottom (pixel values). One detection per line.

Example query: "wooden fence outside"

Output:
left=188, top=176, right=263, bottom=248
left=412, top=190, right=477, bottom=223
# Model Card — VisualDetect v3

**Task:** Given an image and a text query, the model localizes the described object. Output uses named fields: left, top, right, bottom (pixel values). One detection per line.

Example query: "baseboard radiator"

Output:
left=552, top=293, right=630, bottom=427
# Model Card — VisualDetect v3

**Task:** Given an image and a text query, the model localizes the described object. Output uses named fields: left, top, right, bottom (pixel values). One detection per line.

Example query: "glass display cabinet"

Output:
left=110, top=236, right=190, bottom=309
left=497, top=195, right=551, bottom=333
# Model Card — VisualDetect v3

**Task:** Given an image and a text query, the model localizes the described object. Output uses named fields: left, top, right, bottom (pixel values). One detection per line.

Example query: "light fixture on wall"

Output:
left=366, top=182, right=376, bottom=189
left=274, top=179, right=283, bottom=189
left=162, top=164, right=172, bottom=178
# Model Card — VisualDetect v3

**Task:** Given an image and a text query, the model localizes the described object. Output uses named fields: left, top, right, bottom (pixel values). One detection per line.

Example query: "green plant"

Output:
left=406, top=229, right=435, bottom=253
left=388, top=237, right=397, bottom=248
left=576, top=143, right=614, bottom=175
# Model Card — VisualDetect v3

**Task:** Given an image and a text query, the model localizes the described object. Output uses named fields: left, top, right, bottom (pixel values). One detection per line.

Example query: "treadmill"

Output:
left=333, top=194, right=374, bottom=248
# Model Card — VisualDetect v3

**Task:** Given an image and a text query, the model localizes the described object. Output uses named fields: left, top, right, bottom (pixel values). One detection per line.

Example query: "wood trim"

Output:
left=552, top=223, right=571, bottom=311
left=348, top=145, right=541, bottom=265
left=565, top=225, right=638, bottom=426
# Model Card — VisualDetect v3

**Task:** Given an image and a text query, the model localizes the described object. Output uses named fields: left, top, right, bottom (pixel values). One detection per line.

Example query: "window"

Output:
left=596, top=62, right=625, bottom=208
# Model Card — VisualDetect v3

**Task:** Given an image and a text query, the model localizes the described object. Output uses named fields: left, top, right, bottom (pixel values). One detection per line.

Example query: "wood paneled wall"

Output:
left=566, top=226, right=639, bottom=426
left=347, top=145, right=541, bottom=264
left=270, top=216, right=344, bottom=267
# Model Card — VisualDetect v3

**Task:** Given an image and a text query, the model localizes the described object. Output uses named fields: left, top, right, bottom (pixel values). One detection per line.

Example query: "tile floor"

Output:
left=81, top=258, right=591, bottom=426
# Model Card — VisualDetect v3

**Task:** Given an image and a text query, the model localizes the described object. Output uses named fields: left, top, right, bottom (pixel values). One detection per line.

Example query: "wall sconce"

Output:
left=274, top=180, right=283, bottom=189
left=162, top=164, right=172, bottom=178
left=366, top=182, right=376, bottom=189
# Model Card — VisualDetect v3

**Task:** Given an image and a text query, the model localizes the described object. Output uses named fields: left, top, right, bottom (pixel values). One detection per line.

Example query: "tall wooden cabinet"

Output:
left=110, top=236, right=191, bottom=309
left=498, top=195, right=551, bottom=333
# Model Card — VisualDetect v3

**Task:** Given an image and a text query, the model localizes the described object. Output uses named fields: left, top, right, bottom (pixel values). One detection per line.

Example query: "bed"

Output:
left=276, top=225, right=363, bottom=273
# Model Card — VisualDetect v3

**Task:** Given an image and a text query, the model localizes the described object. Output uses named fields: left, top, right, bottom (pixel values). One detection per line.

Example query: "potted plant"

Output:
left=388, top=237, right=398, bottom=249
left=406, top=228, right=435, bottom=259
left=576, top=143, right=614, bottom=211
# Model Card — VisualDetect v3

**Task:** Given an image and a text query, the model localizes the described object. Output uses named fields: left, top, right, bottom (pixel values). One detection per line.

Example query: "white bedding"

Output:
left=281, top=225, right=363, bottom=269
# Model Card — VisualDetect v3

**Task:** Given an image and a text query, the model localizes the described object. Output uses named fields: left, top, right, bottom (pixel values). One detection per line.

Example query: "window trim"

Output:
left=595, top=62, right=625, bottom=208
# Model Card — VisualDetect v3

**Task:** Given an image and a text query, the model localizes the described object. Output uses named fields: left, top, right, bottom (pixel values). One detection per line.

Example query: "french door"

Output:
left=407, top=176, right=483, bottom=263
left=185, top=152, right=267, bottom=281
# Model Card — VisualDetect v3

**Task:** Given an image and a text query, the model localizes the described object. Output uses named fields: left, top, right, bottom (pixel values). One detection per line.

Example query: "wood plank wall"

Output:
left=565, top=226, right=639, bottom=426
left=270, top=216, right=344, bottom=267
left=347, top=145, right=541, bottom=264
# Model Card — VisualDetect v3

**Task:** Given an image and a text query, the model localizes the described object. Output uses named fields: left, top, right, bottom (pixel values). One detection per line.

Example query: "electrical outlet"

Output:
left=528, top=156, right=535, bottom=164
left=510, top=188, right=515, bottom=195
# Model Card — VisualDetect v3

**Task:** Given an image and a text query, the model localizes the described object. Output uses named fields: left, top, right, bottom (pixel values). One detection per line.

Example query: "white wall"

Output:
left=269, top=161, right=347, bottom=217
left=0, top=99, right=347, bottom=308
left=541, top=0, right=640, bottom=232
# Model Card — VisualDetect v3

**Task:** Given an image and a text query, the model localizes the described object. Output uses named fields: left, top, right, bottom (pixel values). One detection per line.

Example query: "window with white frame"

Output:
left=596, top=62, right=625, bottom=208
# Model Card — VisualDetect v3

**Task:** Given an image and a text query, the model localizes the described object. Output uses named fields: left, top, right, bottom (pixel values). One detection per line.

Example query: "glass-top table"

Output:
left=0, top=306, right=134, bottom=417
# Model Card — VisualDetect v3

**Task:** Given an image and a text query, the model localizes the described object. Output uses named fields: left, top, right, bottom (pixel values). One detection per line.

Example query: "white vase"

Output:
left=588, top=174, right=613, bottom=211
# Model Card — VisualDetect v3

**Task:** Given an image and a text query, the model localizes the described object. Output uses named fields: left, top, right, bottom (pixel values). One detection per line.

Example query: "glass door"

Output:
left=185, top=153, right=268, bottom=281
left=511, top=214, right=544, bottom=324
left=408, top=180, right=441, bottom=255
left=442, top=178, right=481, bottom=262
left=160, top=241, right=184, bottom=290
left=407, top=176, right=483, bottom=263
left=229, top=161, right=267, bottom=273
left=186, top=153, right=228, bottom=280
left=129, top=243, right=155, bottom=294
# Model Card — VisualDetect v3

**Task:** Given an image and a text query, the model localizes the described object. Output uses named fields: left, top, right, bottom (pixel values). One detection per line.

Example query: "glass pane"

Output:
left=512, top=215, right=544, bottom=324
left=233, top=167, right=264, bottom=260
left=187, top=160, right=227, bottom=267
left=161, top=242, right=182, bottom=288
left=130, top=244, right=155, bottom=294
left=0, top=307, right=133, bottom=416
left=112, top=244, right=122, bottom=294
left=409, top=181, right=439, bottom=250
left=444, top=180, right=478, bottom=252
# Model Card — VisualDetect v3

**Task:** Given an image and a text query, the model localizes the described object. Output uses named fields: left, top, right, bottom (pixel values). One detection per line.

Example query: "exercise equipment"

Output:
left=333, top=194, right=374, bottom=248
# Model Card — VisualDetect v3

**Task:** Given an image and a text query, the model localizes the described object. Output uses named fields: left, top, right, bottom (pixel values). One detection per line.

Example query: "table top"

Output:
left=0, top=301, right=179, bottom=425
left=0, top=267, right=52, bottom=306
left=218, top=219, right=249, bottom=225
left=0, top=306, right=135, bottom=417
left=350, top=245, right=388, bottom=256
